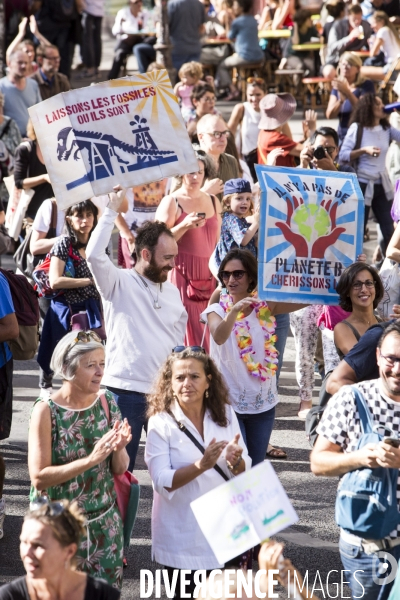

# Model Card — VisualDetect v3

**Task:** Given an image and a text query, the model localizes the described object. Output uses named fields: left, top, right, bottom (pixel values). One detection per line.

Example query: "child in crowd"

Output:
left=215, top=178, right=259, bottom=268
left=174, top=62, right=214, bottom=122
left=280, top=9, right=321, bottom=76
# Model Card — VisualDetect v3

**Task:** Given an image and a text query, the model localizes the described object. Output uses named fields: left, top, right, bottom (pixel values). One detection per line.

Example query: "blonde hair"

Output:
left=178, top=61, right=203, bottom=81
left=373, top=11, right=400, bottom=45
left=26, top=119, right=36, bottom=141
left=222, top=192, right=254, bottom=215
left=146, top=62, right=164, bottom=72
left=339, top=52, right=364, bottom=87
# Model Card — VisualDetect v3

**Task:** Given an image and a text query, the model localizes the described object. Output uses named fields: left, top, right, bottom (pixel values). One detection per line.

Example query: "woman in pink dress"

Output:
left=155, top=150, right=221, bottom=350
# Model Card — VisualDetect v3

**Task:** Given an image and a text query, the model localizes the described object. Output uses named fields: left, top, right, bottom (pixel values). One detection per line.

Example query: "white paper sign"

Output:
left=191, top=461, right=298, bottom=564
left=28, top=71, right=199, bottom=210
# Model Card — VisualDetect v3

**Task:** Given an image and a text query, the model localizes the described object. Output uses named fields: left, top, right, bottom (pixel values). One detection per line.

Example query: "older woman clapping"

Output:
left=28, top=331, right=131, bottom=589
left=0, top=500, right=120, bottom=600
left=145, top=347, right=251, bottom=598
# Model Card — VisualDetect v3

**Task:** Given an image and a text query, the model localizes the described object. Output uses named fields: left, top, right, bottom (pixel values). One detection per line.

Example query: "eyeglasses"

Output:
left=204, top=130, right=230, bottom=139
left=247, top=77, right=264, bottom=85
left=30, top=497, right=65, bottom=515
left=220, top=270, right=247, bottom=281
left=379, top=351, right=400, bottom=366
left=351, top=280, right=376, bottom=290
left=322, top=146, right=336, bottom=155
left=44, top=55, right=61, bottom=61
left=172, top=346, right=206, bottom=353
left=202, top=96, right=216, bottom=103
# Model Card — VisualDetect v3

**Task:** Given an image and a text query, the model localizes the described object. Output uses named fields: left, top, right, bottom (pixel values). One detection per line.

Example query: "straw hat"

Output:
left=258, top=93, right=296, bottom=130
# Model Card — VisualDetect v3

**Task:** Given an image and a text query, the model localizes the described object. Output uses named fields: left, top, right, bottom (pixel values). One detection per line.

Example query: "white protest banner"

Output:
left=28, top=71, right=199, bottom=210
left=191, top=461, right=298, bottom=565
left=255, top=165, right=364, bottom=305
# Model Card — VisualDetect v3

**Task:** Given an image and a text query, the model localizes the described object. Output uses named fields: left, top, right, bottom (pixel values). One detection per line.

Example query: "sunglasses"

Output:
left=247, top=77, right=264, bottom=85
left=220, top=270, right=247, bottom=281
left=73, top=331, right=102, bottom=344
left=172, top=346, right=206, bottom=353
left=30, top=497, right=65, bottom=515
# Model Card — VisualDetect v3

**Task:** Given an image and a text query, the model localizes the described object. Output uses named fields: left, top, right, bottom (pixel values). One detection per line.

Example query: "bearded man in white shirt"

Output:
left=86, top=188, right=188, bottom=470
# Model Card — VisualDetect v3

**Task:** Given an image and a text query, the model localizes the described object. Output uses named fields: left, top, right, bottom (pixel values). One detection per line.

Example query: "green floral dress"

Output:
left=31, top=391, right=124, bottom=589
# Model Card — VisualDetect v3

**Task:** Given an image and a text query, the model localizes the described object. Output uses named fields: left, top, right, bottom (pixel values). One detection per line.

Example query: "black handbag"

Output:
left=0, top=224, right=14, bottom=255
left=14, top=199, right=57, bottom=278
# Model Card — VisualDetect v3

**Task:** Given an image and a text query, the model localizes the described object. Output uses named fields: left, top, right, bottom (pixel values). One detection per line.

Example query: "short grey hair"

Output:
left=50, top=330, right=104, bottom=381
left=197, top=113, right=227, bottom=135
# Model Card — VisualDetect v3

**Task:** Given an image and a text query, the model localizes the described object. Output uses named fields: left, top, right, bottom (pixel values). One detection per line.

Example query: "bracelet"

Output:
left=227, top=456, right=242, bottom=472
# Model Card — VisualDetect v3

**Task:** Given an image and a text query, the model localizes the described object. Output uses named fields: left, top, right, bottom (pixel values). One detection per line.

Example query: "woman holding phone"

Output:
left=155, top=148, right=221, bottom=350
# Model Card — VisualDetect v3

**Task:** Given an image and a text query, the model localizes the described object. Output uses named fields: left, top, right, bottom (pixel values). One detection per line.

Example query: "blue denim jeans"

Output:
left=172, top=52, right=201, bottom=71
left=339, top=536, right=400, bottom=600
left=236, top=406, right=276, bottom=466
left=274, top=313, right=290, bottom=384
left=106, top=387, right=147, bottom=471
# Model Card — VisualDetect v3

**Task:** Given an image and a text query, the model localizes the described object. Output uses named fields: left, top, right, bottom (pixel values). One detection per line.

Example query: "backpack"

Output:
left=335, top=386, right=400, bottom=539
left=0, top=268, right=39, bottom=360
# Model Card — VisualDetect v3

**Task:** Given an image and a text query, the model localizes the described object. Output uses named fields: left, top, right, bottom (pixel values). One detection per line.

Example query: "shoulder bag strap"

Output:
left=167, top=410, right=229, bottom=481
left=99, top=392, right=110, bottom=422
left=351, top=386, right=374, bottom=434
left=0, top=119, right=11, bottom=140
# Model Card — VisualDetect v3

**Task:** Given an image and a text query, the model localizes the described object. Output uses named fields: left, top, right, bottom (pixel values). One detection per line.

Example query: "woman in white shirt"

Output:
left=339, top=93, right=400, bottom=257
left=361, top=11, right=400, bottom=80
left=202, top=248, right=306, bottom=465
left=145, top=347, right=251, bottom=598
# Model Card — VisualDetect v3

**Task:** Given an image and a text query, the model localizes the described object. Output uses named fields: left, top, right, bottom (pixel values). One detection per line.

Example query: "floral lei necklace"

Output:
left=220, top=291, right=279, bottom=380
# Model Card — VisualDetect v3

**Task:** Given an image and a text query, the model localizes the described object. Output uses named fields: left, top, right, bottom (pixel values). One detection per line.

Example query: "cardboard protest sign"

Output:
left=255, top=165, right=364, bottom=305
left=191, top=461, right=298, bottom=564
left=28, top=71, right=199, bottom=210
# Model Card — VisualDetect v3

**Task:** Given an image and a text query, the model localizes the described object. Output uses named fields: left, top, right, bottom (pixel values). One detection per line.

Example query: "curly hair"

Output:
left=147, top=349, right=231, bottom=427
left=65, top=199, right=98, bottom=249
left=349, top=94, right=390, bottom=129
left=336, top=262, right=384, bottom=312
left=179, top=61, right=204, bottom=81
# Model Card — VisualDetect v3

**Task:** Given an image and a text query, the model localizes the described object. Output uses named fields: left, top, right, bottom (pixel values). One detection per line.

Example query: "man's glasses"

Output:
left=205, top=130, right=230, bottom=139
left=172, top=346, right=206, bottom=353
left=247, top=77, right=264, bottom=85
left=379, top=351, right=400, bottom=367
left=220, top=270, right=247, bottom=281
left=30, top=497, right=65, bottom=515
left=351, top=280, right=376, bottom=290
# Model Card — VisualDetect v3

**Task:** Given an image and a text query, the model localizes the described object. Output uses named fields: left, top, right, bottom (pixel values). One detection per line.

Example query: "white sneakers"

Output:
left=39, top=387, right=53, bottom=399
left=0, top=498, right=5, bottom=539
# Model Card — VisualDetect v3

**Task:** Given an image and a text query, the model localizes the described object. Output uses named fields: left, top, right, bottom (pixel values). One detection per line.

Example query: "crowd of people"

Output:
left=2, top=0, right=400, bottom=599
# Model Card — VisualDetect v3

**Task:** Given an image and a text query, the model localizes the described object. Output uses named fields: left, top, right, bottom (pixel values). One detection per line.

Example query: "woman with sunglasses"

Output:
left=227, top=78, right=266, bottom=181
left=0, top=500, right=120, bottom=599
left=145, top=346, right=251, bottom=599
left=28, top=331, right=132, bottom=588
left=334, top=262, right=384, bottom=360
left=155, top=148, right=221, bottom=351
left=201, top=248, right=306, bottom=465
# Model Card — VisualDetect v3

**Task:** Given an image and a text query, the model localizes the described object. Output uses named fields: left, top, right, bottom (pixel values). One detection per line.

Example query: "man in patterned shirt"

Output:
left=311, top=321, right=400, bottom=600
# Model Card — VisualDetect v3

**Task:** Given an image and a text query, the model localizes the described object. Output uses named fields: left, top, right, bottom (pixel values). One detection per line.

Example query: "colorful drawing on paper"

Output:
left=255, top=165, right=365, bottom=305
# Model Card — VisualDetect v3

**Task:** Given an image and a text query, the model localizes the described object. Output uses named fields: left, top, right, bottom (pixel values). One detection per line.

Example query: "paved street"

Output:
left=0, top=24, right=380, bottom=599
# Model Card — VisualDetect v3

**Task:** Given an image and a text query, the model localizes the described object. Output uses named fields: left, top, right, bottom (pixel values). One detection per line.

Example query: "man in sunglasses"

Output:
left=311, top=321, right=400, bottom=600
left=299, top=126, right=355, bottom=174
left=86, top=187, right=187, bottom=471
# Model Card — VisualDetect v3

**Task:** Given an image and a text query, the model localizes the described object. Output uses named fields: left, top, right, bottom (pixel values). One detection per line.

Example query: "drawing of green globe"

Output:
left=292, top=204, right=330, bottom=243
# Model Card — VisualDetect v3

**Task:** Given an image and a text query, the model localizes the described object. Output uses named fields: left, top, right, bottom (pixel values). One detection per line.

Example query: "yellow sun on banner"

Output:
left=109, top=70, right=181, bottom=129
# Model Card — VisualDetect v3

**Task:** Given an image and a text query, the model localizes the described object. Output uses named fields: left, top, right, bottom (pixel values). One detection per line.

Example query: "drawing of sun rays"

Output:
left=109, top=70, right=181, bottom=128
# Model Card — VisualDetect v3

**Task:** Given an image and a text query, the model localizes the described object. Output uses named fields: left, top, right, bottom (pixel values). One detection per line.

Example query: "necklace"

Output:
left=135, top=271, right=161, bottom=309
left=220, top=292, right=278, bottom=380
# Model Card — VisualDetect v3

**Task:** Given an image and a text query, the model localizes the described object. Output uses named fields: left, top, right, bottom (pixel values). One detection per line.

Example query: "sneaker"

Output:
left=39, top=387, right=53, bottom=399
left=0, top=499, right=5, bottom=539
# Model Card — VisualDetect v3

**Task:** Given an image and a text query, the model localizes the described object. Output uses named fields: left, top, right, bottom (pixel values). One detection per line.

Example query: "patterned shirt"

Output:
left=215, top=212, right=257, bottom=267
left=51, top=236, right=99, bottom=305
left=317, top=379, right=400, bottom=538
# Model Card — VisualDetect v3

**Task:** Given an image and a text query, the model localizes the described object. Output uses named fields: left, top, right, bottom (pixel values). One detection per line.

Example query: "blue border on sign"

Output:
left=255, top=164, right=365, bottom=305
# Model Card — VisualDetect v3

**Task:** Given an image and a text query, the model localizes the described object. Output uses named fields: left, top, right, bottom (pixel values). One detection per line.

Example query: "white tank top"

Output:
left=241, top=102, right=261, bottom=156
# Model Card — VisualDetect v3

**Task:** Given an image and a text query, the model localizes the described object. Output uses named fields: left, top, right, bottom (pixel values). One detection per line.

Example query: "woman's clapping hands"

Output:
left=199, top=438, right=228, bottom=470
left=225, top=433, right=243, bottom=468
left=112, top=419, right=132, bottom=452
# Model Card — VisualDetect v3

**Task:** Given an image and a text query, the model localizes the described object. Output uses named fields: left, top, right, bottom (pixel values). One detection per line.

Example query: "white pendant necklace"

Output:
left=135, top=271, right=162, bottom=309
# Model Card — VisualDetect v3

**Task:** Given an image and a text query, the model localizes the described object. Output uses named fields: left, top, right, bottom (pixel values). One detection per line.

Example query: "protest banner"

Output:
left=255, top=165, right=364, bottom=305
left=191, top=461, right=298, bottom=565
left=28, top=70, right=199, bottom=210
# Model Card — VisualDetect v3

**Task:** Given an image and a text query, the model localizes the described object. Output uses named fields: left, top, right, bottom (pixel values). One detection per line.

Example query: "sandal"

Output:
left=266, top=445, right=287, bottom=459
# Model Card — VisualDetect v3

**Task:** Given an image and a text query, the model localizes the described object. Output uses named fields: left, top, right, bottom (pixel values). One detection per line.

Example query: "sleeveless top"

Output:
left=241, top=102, right=261, bottom=156
left=336, top=317, right=382, bottom=361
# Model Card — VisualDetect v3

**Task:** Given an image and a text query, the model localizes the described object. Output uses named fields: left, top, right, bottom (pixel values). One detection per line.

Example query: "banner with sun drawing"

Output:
left=28, top=71, right=199, bottom=210
left=255, top=165, right=365, bottom=305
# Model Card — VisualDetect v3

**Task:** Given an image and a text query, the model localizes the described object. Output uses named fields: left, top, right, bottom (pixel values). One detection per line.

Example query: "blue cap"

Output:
left=223, top=178, right=252, bottom=195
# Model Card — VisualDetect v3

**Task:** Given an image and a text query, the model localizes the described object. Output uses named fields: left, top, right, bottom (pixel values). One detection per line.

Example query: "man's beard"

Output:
left=142, top=255, right=172, bottom=283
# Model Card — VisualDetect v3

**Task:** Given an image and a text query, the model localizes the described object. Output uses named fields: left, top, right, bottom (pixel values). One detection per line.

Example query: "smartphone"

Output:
left=196, top=212, right=206, bottom=219
left=383, top=437, right=400, bottom=448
